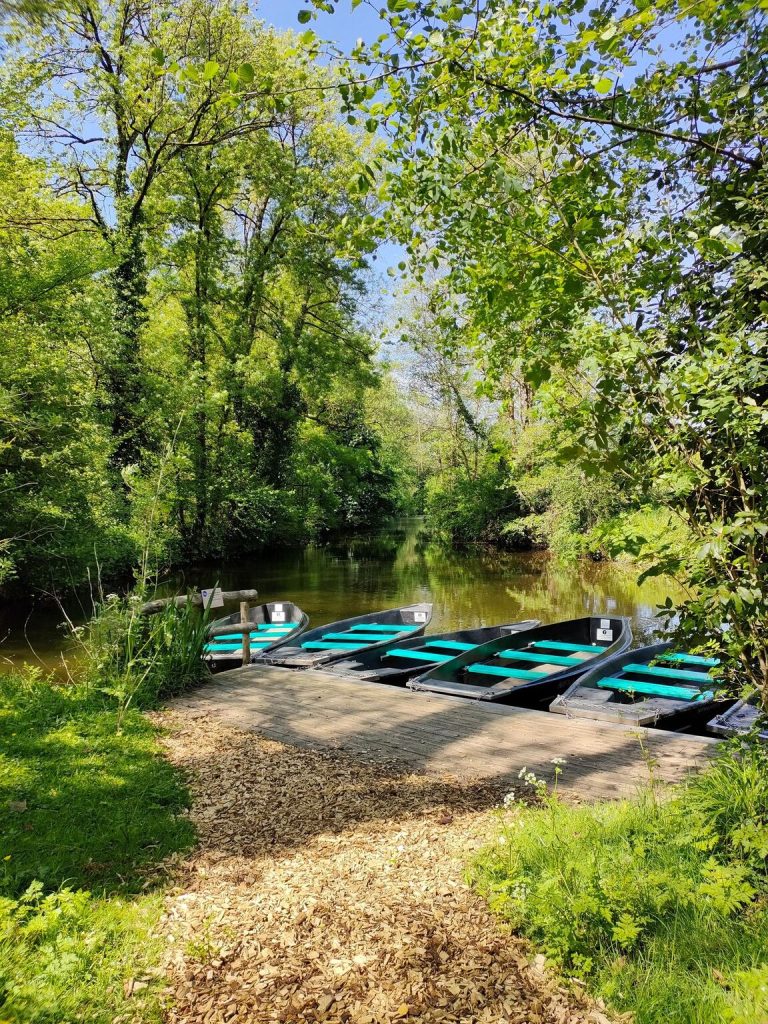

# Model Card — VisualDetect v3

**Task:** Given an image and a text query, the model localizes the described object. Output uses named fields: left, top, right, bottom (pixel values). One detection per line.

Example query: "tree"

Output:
left=10, top=0, right=281, bottom=466
left=309, top=0, right=768, bottom=701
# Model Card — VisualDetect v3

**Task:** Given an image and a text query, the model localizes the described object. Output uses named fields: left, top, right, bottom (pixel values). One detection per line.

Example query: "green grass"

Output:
left=0, top=671, right=195, bottom=1023
left=473, top=749, right=768, bottom=1024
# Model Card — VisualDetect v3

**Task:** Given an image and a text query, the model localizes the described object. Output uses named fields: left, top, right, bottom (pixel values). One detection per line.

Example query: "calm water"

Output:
left=0, top=518, right=683, bottom=674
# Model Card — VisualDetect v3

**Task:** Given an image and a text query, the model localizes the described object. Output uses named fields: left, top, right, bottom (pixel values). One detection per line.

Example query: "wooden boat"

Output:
left=203, top=601, right=308, bottom=669
left=408, top=616, right=631, bottom=702
left=326, top=620, right=541, bottom=685
left=258, top=603, right=433, bottom=669
left=709, top=694, right=767, bottom=740
left=550, top=640, right=724, bottom=726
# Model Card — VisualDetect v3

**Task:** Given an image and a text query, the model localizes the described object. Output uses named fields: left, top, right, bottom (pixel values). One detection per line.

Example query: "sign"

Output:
left=201, top=586, right=224, bottom=609
left=413, top=610, right=428, bottom=622
left=596, top=628, right=613, bottom=641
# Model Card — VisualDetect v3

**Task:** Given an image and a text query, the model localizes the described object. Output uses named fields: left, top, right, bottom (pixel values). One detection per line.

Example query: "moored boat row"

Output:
left=202, top=601, right=762, bottom=737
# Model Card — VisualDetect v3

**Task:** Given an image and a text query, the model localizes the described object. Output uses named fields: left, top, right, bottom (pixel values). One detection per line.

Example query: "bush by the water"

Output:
left=75, top=592, right=212, bottom=725
left=0, top=671, right=195, bottom=1022
left=473, top=745, right=768, bottom=1024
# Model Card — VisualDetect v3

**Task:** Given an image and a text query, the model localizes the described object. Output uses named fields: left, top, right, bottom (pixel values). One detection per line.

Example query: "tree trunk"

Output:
left=106, top=221, right=148, bottom=469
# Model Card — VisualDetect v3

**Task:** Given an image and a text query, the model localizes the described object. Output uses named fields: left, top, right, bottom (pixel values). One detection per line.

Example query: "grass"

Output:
left=472, top=749, right=768, bottom=1024
left=0, top=670, right=195, bottom=1023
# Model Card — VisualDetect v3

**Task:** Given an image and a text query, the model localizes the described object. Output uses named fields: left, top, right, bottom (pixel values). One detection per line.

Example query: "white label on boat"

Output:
left=600, top=619, right=611, bottom=629
left=201, top=587, right=224, bottom=608
left=413, top=611, right=428, bottom=622
left=597, top=628, right=613, bottom=641
left=272, top=610, right=286, bottom=622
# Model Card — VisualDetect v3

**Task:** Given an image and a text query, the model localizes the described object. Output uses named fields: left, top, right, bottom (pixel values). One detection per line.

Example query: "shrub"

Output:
left=473, top=745, right=768, bottom=1024
left=75, top=592, right=212, bottom=723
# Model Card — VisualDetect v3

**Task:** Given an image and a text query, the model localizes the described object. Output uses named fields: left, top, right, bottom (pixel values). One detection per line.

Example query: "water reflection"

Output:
left=0, top=518, right=684, bottom=673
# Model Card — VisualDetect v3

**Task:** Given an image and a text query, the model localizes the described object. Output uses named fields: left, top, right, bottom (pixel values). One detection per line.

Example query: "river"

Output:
left=0, top=518, right=684, bottom=674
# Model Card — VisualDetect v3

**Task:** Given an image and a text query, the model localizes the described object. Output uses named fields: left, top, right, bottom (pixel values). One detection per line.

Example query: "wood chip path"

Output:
left=157, top=668, right=714, bottom=1022
left=157, top=712, right=623, bottom=1024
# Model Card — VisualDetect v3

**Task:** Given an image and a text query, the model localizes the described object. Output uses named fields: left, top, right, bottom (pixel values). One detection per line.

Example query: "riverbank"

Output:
left=3, top=661, right=765, bottom=1024
left=0, top=667, right=610, bottom=1024
left=0, top=671, right=194, bottom=1023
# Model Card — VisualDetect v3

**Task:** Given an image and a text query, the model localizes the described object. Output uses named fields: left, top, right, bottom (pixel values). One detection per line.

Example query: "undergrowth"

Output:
left=70, top=592, right=212, bottom=727
left=0, top=670, right=195, bottom=1023
left=473, top=746, right=768, bottom=1024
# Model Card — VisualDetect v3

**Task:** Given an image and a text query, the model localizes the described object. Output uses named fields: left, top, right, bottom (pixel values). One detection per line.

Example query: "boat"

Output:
left=709, top=694, right=767, bottom=740
left=203, top=601, right=308, bottom=669
left=258, top=603, right=433, bottom=669
left=407, top=616, right=631, bottom=702
left=550, top=640, right=724, bottom=726
left=326, top=620, right=542, bottom=685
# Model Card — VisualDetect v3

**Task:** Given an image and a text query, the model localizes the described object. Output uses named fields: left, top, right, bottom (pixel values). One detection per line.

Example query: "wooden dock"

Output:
left=171, top=665, right=718, bottom=802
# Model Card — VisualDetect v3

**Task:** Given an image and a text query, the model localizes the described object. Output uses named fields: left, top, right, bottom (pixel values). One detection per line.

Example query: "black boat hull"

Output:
left=259, top=603, right=433, bottom=669
left=204, top=601, right=308, bottom=670
left=550, top=640, right=728, bottom=726
left=327, top=620, right=541, bottom=685
left=409, top=616, right=631, bottom=702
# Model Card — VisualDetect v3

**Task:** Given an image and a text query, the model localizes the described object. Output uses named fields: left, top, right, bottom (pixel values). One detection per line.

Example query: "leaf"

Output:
left=737, top=83, right=750, bottom=99
left=297, top=9, right=312, bottom=23
left=600, top=23, right=617, bottom=39
left=150, top=46, right=164, bottom=66
left=202, top=60, right=220, bottom=82
left=595, top=77, right=613, bottom=95
left=237, top=63, right=255, bottom=84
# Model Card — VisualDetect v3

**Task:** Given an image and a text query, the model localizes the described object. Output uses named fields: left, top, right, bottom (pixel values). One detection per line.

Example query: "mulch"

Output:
left=154, top=710, right=618, bottom=1024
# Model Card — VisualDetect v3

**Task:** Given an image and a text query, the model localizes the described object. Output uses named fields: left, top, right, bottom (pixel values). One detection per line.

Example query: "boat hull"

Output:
left=409, top=616, right=631, bottom=702
left=327, top=620, right=541, bottom=685
left=204, top=601, right=308, bottom=670
left=708, top=696, right=767, bottom=740
left=259, top=603, right=433, bottom=669
left=551, top=640, right=725, bottom=726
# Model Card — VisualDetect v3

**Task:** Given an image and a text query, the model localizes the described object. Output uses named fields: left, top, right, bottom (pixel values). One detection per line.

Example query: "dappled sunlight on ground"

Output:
left=156, top=711, right=616, bottom=1024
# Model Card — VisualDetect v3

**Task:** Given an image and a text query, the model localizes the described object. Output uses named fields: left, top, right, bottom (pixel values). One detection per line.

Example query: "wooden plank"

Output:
left=172, top=663, right=716, bottom=801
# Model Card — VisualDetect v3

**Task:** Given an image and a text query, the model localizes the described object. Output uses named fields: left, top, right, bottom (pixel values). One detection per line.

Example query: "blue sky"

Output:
left=255, top=1, right=386, bottom=48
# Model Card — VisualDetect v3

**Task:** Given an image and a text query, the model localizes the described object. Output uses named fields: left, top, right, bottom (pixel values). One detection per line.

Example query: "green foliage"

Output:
left=424, top=460, right=523, bottom=547
left=0, top=887, right=167, bottom=1024
left=331, top=0, right=768, bottom=702
left=473, top=744, right=768, bottom=1024
left=75, top=594, right=212, bottom=720
left=0, top=5, right=417, bottom=595
left=0, top=669, right=194, bottom=1022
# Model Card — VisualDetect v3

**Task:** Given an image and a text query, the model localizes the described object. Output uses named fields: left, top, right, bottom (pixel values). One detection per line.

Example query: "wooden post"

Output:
left=240, top=602, right=251, bottom=666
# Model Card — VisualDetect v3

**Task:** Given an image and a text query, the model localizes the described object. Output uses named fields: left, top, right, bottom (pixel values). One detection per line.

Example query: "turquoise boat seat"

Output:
left=623, top=663, right=716, bottom=684
left=214, top=627, right=294, bottom=641
left=348, top=623, right=419, bottom=632
left=322, top=631, right=400, bottom=643
left=205, top=640, right=273, bottom=651
left=659, top=652, right=720, bottom=667
left=495, top=650, right=582, bottom=667
left=384, top=649, right=453, bottom=662
left=424, top=640, right=477, bottom=652
left=530, top=641, right=602, bottom=654
left=302, top=640, right=369, bottom=650
left=597, top=677, right=713, bottom=701
left=467, top=664, right=547, bottom=680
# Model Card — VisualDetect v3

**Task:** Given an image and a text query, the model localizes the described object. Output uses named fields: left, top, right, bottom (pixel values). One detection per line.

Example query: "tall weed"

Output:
left=73, top=592, right=212, bottom=724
